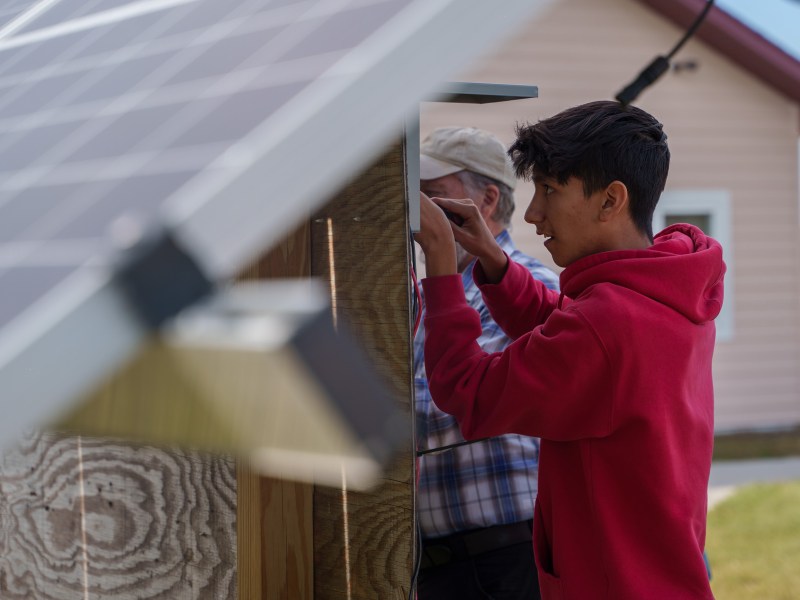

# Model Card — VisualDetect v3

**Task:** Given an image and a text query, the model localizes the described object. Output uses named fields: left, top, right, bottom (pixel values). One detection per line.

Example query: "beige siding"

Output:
left=420, top=0, right=800, bottom=431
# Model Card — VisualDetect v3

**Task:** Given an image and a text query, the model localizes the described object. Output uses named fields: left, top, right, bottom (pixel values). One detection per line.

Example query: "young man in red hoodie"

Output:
left=414, top=100, right=724, bottom=599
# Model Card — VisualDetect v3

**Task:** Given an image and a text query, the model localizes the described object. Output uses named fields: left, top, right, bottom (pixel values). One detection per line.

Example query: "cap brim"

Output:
left=420, top=154, right=463, bottom=181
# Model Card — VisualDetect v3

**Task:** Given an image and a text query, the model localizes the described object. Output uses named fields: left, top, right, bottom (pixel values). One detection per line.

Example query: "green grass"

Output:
left=706, top=481, right=800, bottom=600
left=713, top=427, right=800, bottom=461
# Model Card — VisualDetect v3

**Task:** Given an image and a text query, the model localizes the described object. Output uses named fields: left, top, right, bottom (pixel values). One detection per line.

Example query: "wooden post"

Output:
left=310, top=140, right=414, bottom=599
left=237, top=139, right=415, bottom=599
left=236, top=222, right=315, bottom=600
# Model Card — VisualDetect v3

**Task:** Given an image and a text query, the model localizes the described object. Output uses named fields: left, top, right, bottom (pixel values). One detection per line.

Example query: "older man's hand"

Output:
left=413, top=192, right=457, bottom=277
left=429, top=196, right=508, bottom=283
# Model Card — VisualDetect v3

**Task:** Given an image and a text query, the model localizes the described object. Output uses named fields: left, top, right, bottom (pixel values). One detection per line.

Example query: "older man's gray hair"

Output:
left=455, top=170, right=515, bottom=227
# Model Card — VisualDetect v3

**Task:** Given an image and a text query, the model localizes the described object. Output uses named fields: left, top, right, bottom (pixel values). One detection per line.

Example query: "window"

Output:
left=653, top=190, right=734, bottom=341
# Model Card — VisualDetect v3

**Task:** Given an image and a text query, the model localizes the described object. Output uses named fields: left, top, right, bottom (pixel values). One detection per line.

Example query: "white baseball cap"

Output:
left=420, top=126, right=517, bottom=190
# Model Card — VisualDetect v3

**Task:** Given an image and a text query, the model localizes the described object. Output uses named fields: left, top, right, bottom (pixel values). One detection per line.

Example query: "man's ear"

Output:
left=599, top=180, right=629, bottom=222
left=479, top=184, right=500, bottom=221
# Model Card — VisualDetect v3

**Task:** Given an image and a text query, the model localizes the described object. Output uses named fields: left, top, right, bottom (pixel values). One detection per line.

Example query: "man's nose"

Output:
left=524, top=196, right=543, bottom=224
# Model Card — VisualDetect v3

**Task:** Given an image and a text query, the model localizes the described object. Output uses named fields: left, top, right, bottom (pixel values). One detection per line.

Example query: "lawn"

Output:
left=705, top=481, right=800, bottom=600
left=713, top=427, right=800, bottom=461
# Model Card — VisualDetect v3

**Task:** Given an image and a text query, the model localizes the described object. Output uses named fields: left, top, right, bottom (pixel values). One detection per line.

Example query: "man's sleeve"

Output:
left=474, top=256, right=562, bottom=341
left=422, top=275, right=613, bottom=442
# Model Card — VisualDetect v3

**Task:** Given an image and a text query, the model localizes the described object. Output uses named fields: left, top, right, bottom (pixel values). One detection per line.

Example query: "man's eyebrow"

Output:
left=532, top=173, right=551, bottom=184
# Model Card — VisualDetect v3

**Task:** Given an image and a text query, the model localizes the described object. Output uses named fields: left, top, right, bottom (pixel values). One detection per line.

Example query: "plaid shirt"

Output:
left=415, top=230, right=559, bottom=539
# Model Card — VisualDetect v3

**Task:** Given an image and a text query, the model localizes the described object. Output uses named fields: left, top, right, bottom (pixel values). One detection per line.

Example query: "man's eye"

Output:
left=543, top=184, right=554, bottom=195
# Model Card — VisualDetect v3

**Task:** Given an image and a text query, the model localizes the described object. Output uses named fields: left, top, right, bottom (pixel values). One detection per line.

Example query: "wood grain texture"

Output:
left=310, top=140, right=415, bottom=600
left=262, top=478, right=313, bottom=600
left=0, top=431, right=237, bottom=599
left=243, top=220, right=312, bottom=280
left=235, top=221, right=314, bottom=600
left=236, top=462, right=262, bottom=600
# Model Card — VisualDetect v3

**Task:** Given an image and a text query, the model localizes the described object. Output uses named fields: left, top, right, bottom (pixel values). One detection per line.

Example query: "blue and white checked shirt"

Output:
left=415, top=230, right=560, bottom=539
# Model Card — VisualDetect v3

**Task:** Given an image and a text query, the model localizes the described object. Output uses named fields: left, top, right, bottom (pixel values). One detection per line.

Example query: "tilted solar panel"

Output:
left=0, top=0, right=553, bottom=469
left=0, top=0, right=416, bottom=333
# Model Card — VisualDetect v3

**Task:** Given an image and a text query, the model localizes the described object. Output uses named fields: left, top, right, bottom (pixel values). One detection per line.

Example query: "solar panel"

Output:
left=0, top=0, right=55, bottom=37
left=0, top=0, right=554, bottom=466
left=0, top=0, right=416, bottom=336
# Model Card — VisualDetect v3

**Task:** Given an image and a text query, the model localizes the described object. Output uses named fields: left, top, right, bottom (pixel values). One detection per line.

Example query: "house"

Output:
left=420, top=0, right=800, bottom=432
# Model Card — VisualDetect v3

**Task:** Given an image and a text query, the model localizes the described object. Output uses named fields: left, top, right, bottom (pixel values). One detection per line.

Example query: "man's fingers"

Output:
left=431, top=196, right=476, bottom=213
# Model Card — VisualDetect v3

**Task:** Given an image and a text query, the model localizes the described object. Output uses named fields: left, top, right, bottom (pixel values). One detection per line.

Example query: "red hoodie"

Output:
left=421, top=224, right=724, bottom=600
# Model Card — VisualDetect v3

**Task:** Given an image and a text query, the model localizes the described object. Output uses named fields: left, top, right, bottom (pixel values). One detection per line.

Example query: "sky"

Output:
left=714, top=0, right=800, bottom=59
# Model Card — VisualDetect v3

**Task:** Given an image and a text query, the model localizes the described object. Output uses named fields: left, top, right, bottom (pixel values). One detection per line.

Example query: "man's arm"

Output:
left=474, top=258, right=561, bottom=341
left=421, top=275, right=613, bottom=442
left=416, top=193, right=560, bottom=338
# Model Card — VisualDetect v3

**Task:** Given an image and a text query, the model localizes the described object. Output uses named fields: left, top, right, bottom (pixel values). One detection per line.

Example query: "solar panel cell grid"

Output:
left=0, top=0, right=49, bottom=34
left=0, top=265, right=75, bottom=326
left=11, top=0, right=109, bottom=33
left=0, top=187, right=64, bottom=238
left=55, top=172, right=198, bottom=241
left=0, top=120, right=84, bottom=174
left=0, top=0, right=414, bottom=333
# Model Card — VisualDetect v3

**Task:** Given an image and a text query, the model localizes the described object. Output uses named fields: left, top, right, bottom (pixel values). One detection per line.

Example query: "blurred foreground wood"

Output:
left=0, top=139, right=413, bottom=599
left=0, top=432, right=237, bottom=598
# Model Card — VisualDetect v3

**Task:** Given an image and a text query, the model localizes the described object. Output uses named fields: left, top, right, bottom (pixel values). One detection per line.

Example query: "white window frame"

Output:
left=653, top=190, right=734, bottom=342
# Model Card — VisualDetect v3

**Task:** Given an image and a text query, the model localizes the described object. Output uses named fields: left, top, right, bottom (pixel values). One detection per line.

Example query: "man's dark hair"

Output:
left=508, top=100, right=670, bottom=240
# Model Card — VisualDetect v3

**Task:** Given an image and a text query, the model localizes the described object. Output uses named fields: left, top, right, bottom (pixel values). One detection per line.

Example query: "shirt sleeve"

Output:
left=474, top=256, right=563, bottom=341
left=421, top=274, right=614, bottom=442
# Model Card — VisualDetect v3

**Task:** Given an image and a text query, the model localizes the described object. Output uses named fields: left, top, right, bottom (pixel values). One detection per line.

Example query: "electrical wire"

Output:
left=615, top=0, right=714, bottom=105
left=411, top=264, right=423, bottom=337
left=415, top=436, right=492, bottom=456
left=666, top=0, right=715, bottom=60
left=408, top=246, right=423, bottom=600
left=408, top=516, right=423, bottom=600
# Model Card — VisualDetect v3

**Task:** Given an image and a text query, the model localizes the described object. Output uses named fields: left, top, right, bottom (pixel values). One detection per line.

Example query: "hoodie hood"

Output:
left=560, top=223, right=726, bottom=324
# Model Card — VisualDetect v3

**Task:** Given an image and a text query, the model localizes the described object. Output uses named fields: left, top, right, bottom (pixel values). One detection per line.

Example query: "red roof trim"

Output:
left=638, top=0, right=800, bottom=104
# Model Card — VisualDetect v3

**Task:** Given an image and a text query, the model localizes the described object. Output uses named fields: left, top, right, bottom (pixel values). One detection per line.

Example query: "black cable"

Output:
left=415, top=436, right=492, bottom=456
left=408, top=514, right=423, bottom=600
left=615, top=0, right=714, bottom=106
left=666, top=0, right=715, bottom=60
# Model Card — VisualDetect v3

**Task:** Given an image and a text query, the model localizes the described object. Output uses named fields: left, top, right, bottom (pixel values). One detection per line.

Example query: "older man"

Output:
left=415, top=126, right=558, bottom=600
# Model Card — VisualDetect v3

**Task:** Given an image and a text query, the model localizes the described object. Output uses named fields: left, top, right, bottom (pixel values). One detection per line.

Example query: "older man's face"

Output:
left=420, top=173, right=468, bottom=203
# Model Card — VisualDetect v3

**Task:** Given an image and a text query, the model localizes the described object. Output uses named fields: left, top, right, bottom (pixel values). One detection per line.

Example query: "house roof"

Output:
left=638, top=0, right=800, bottom=104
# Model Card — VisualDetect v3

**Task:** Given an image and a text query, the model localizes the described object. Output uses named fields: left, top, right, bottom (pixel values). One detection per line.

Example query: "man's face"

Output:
left=420, top=173, right=468, bottom=204
left=524, top=174, right=605, bottom=268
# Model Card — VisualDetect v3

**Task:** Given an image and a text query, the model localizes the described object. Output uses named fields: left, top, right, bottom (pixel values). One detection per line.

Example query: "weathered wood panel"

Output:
left=310, top=140, right=414, bottom=599
left=0, top=431, right=237, bottom=599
